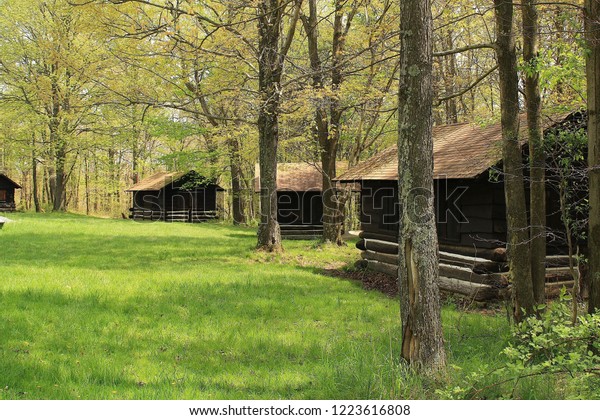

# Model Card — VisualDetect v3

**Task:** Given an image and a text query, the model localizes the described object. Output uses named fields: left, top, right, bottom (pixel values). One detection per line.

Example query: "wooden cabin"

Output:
left=336, top=113, right=581, bottom=300
left=254, top=162, right=349, bottom=239
left=0, top=174, right=21, bottom=212
left=126, top=171, right=224, bottom=222
left=337, top=113, right=577, bottom=255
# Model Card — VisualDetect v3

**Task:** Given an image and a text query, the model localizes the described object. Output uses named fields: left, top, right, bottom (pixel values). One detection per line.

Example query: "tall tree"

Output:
left=397, top=0, right=446, bottom=371
left=585, top=0, right=600, bottom=314
left=0, top=0, right=109, bottom=211
left=522, top=0, right=546, bottom=305
left=256, top=0, right=301, bottom=251
left=300, top=0, right=362, bottom=245
left=494, top=0, right=535, bottom=322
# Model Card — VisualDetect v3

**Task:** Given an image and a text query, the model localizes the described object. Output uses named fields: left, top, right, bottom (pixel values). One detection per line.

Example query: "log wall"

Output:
left=356, top=236, right=574, bottom=301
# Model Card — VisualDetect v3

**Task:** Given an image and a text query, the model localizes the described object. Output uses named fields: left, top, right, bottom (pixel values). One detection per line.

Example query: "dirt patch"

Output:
left=323, top=268, right=398, bottom=298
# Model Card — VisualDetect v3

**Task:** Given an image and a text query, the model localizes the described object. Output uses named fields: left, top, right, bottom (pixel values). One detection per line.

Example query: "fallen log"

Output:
left=439, top=263, right=509, bottom=287
left=439, top=251, right=507, bottom=274
left=354, top=259, right=368, bottom=269
left=358, top=231, right=398, bottom=242
left=438, top=276, right=501, bottom=301
left=545, top=280, right=576, bottom=298
left=365, top=259, right=398, bottom=278
left=439, top=243, right=508, bottom=262
left=361, top=250, right=398, bottom=266
left=545, top=255, right=575, bottom=267
left=362, top=239, right=399, bottom=255
left=361, top=259, right=504, bottom=301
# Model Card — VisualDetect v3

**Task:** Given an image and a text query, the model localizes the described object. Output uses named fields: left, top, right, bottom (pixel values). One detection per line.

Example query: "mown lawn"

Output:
left=0, top=213, right=512, bottom=399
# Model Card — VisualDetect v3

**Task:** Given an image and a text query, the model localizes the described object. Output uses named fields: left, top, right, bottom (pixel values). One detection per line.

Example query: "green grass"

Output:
left=0, top=213, right=513, bottom=399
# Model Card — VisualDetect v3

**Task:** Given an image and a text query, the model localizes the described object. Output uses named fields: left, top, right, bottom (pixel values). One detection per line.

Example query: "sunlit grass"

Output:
left=0, top=213, right=514, bottom=399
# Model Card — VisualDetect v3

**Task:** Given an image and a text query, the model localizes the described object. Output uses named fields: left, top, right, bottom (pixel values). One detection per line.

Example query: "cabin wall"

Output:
left=439, top=178, right=507, bottom=249
left=0, top=178, right=17, bottom=211
left=130, top=184, right=220, bottom=222
left=277, top=190, right=323, bottom=226
left=163, top=184, right=218, bottom=212
left=360, top=181, right=398, bottom=242
left=360, top=178, right=506, bottom=249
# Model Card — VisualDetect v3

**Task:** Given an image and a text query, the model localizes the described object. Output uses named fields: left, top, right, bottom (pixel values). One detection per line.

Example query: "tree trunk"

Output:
left=256, top=0, right=298, bottom=251
left=51, top=136, right=67, bottom=212
left=302, top=0, right=348, bottom=245
left=585, top=0, right=600, bottom=314
left=228, top=135, right=247, bottom=225
left=442, top=30, right=458, bottom=124
left=522, top=0, right=546, bottom=305
left=31, top=135, right=41, bottom=213
left=397, top=0, right=446, bottom=373
left=494, top=0, right=535, bottom=322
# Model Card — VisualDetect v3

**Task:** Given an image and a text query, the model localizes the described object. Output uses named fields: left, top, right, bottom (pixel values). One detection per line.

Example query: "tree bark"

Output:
left=397, top=0, right=446, bottom=373
left=301, top=0, right=351, bottom=245
left=228, top=135, right=247, bottom=225
left=522, top=0, right=546, bottom=305
left=256, top=0, right=300, bottom=251
left=494, top=0, right=535, bottom=322
left=31, top=135, right=41, bottom=213
left=585, top=0, right=600, bottom=314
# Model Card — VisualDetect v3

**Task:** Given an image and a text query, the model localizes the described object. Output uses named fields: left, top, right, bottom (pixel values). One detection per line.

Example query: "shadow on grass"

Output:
left=0, top=278, right=402, bottom=399
left=1, top=230, right=255, bottom=272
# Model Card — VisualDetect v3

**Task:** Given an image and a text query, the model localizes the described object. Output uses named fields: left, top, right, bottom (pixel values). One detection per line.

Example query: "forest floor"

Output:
left=0, top=213, right=567, bottom=399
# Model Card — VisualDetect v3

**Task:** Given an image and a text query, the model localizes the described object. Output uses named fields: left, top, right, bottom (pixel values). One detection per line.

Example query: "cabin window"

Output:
left=0, top=190, right=6, bottom=202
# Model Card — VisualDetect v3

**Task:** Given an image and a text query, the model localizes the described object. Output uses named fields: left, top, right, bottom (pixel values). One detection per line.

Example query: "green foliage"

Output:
left=544, top=126, right=589, bottom=243
left=437, top=293, right=600, bottom=399
left=503, top=294, right=600, bottom=398
left=146, top=116, right=206, bottom=141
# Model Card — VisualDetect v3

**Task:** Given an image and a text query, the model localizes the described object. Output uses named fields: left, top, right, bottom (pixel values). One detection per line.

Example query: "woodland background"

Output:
left=0, top=0, right=586, bottom=219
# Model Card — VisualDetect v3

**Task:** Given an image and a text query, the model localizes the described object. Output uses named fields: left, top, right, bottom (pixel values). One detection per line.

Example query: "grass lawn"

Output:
left=0, top=213, right=515, bottom=399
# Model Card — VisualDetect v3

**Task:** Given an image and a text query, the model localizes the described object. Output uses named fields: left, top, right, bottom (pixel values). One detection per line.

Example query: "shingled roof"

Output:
left=126, top=171, right=224, bottom=192
left=125, top=171, right=185, bottom=192
left=254, top=162, right=350, bottom=192
left=0, top=174, right=22, bottom=189
left=336, top=113, right=570, bottom=182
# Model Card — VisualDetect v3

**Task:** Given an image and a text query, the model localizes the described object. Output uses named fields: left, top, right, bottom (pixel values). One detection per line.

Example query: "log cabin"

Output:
left=254, top=162, right=351, bottom=239
left=0, top=174, right=21, bottom=212
left=335, top=112, right=585, bottom=299
left=126, top=171, right=224, bottom=222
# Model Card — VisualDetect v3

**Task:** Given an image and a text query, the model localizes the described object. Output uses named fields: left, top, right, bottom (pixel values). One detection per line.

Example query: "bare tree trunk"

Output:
left=31, top=135, right=41, bottom=213
left=302, top=0, right=352, bottom=245
left=52, top=136, right=67, bottom=212
left=494, top=0, right=535, bottom=322
left=256, top=0, right=300, bottom=251
left=585, top=0, right=600, bottom=314
left=397, top=0, right=446, bottom=373
left=49, top=68, right=67, bottom=212
left=442, top=30, right=458, bottom=124
left=523, top=0, right=546, bottom=305
left=228, top=136, right=247, bottom=225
